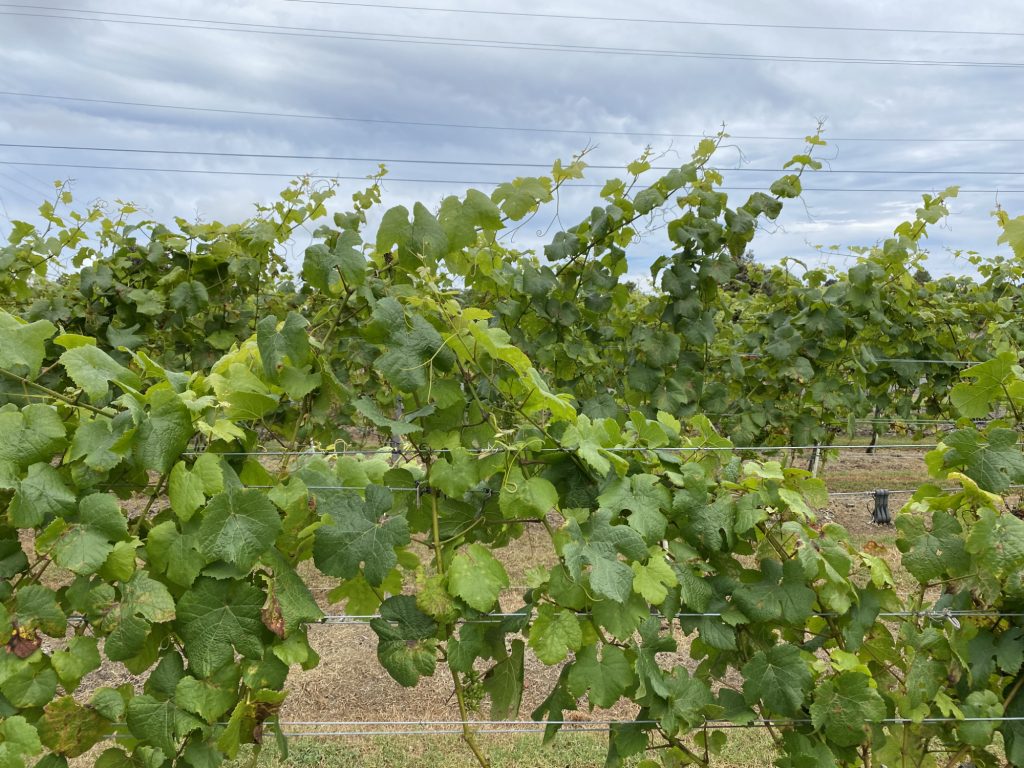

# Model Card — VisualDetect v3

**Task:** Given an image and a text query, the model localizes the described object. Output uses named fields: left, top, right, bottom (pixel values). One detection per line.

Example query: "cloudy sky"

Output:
left=1, top=0, right=1023, bottom=277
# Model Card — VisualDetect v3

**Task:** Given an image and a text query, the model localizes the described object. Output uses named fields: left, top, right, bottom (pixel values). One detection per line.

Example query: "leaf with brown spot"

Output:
left=261, top=597, right=285, bottom=639
left=6, top=625, right=41, bottom=659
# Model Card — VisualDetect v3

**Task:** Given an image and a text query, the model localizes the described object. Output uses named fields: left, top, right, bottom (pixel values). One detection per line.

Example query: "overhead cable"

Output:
left=282, top=0, right=1024, bottom=40
left=3, top=91, right=1022, bottom=144
left=6, top=142, right=1024, bottom=177
left=4, top=7, right=1024, bottom=69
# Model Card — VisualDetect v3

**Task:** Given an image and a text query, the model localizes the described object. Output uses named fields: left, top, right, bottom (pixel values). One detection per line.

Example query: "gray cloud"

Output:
left=1, top=0, right=1022, bottom=276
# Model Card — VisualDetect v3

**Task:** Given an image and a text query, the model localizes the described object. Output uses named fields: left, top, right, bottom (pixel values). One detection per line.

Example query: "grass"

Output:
left=232, top=730, right=778, bottom=768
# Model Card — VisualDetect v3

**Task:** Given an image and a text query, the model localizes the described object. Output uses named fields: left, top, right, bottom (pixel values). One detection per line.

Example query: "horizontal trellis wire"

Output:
left=272, top=715, right=1024, bottom=737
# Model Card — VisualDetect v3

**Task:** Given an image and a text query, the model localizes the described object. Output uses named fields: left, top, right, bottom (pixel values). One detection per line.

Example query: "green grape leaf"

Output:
left=567, top=644, right=635, bottom=708
left=313, top=485, right=409, bottom=586
left=59, top=346, right=138, bottom=400
left=168, top=280, right=209, bottom=315
left=146, top=520, right=204, bottom=588
left=67, top=413, right=132, bottom=473
left=174, top=676, right=238, bottom=724
left=168, top=461, right=206, bottom=522
left=50, top=636, right=101, bottom=691
left=896, top=510, right=970, bottom=583
left=530, top=667, right=577, bottom=743
left=373, top=314, right=452, bottom=393
left=448, top=543, right=509, bottom=612
left=942, top=427, right=1024, bottom=493
left=257, top=313, right=312, bottom=376
left=15, top=585, right=66, bottom=635
left=429, top=448, right=481, bottom=498
left=499, top=469, right=558, bottom=519
left=52, top=526, right=112, bottom=576
left=483, top=640, right=525, bottom=720
left=0, top=715, right=41, bottom=768
left=950, top=353, right=1017, bottom=418
left=125, top=694, right=202, bottom=757
left=303, top=231, right=365, bottom=294
left=104, top=570, right=176, bottom=661
left=563, top=510, right=647, bottom=604
left=528, top=605, right=582, bottom=665
left=742, top=644, right=811, bottom=717
left=0, top=404, right=66, bottom=472
left=327, top=569, right=402, bottom=617
left=9, top=463, right=75, bottom=528
left=90, top=688, right=128, bottom=722
left=0, top=311, right=55, bottom=377
left=809, top=671, right=886, bottom=747
left=492, top=176, right=552, bottom=221
left=370, top=595, right=438, bottom=687
left=135, top=390, right=194, bottom=475
left=198, top=488, right=282, bottom=574
left=1, top=666, right=58, bottom=708
left=631, top=548, right=678, bottom=604
left=957, top=690, right=1002, bottom=746
left=176, top=578, right=265, bottom=677
left=654, top=668, right=713, bottom=736
left=598, top=474, right=671, bottom=543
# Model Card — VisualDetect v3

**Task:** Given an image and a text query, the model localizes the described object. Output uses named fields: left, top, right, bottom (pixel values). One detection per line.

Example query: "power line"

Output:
left=3, top=160, right=1024, bottom=195
left=282, top=0, right=1024, bottom=40
left=5, top=7, right=1024, bottom=69
left=7, top=142, right=1024, bottom=177
left=4, top=91, right=1023, bottom=145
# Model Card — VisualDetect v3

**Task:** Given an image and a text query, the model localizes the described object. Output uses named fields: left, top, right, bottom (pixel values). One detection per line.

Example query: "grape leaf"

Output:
left=0, top=311, right=55, bottom=377
left=448, top=543, right=509, bottom=612
left=528, top=606, right=582, bottom=665
left=59, top=346, right=138, bottom=400
left=176, top=578, right=265, bottom=677
left=942, top=427, right=1024, bottom=493
left=125, top=694, right=202, bottom=757
left=198, top=488, right=282, bottom=574
left=174, top=676, right=238, bottom=724
left=483, top=640, right=524, bottom=720
left=631, top=548, right=678, bottom=604
left=9, top=463, right=75, bottom=529
left=499, top=469, right=558, bottom=519
left=563, top=510, right=647, bottom=604
left=135, top=390, right=193, bottom=475
left=0, top=404, right=66, bottom=472
left=567, top=644, right=635, bottom=709
left=50, top=636, right=101, bottom=691
left=313, top=485, right=409, bottom=587
left=37, top=696, right=110, bottom=757
left=0, top=715, right=41, bottom=768
left=370, top=595, right=438, bottom=687
left=809, top=671, right=886, bottom=747
left=598, top=474, right=671, bottom=543
left=742, top=644, right=811, bottom=717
